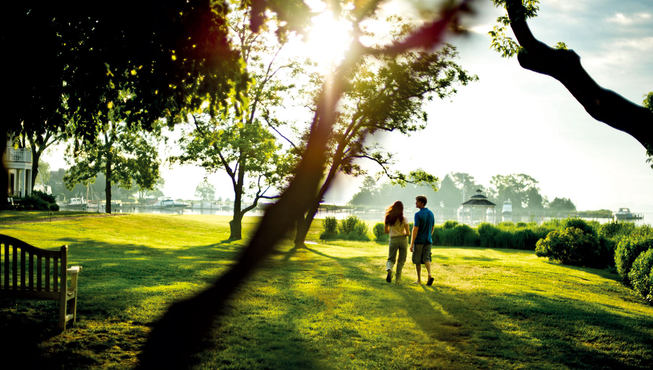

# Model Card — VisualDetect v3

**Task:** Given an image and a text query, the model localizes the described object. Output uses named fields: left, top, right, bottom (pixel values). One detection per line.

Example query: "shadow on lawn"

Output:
left=297, top=245, right=653, bottom=369
left=0, top=238, right=244, bottom=368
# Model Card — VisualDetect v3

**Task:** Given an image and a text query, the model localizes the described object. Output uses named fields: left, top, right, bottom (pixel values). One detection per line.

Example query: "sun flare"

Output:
left=301, top=11, right=353, bottom=72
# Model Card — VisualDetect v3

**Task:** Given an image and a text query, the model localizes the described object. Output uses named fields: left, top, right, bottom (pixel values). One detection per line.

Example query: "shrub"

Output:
left=535, top=227, right=603, bottom=267
left=513, top=229, right=538, bottom=250
left=323, top=217, right=337, bottom=233
left=16, top=190, right=59, bottom=211
left=478, top=223, right=499, bottom=248
left=337, top=216, right=370, bottom=241
left=498, top=221, right=515, bottom=229
left=598, top=221, right=635, bottom=241
left=628, top=249, right=653, bottom=302
left=442, top=220, right=459, bottom=229
left=434, top=224, right=479, bottom=246
left=374, top=223, right=388, bottom=242
left=320, top=217, right=338, bottom=240
left=563, top=218, right=597, bottom=237
left=615, top=237, right=653, bottom=284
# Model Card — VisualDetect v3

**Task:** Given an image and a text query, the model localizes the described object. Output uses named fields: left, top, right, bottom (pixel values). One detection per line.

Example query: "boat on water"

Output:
left=614, top=208, right=643, bottom=221
left=156, top=198, right=189, bottom=209
left=64, top=197, right=87, bottom=210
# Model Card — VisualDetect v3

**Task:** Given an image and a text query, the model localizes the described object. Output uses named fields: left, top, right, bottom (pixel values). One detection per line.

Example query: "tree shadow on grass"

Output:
left=299, top=245, right=653, bottom=369
left=0, top=238, right=244, bottom=368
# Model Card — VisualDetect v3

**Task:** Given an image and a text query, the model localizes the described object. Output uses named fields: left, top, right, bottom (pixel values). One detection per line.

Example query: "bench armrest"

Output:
left=67, top=266, right=81, bottom=274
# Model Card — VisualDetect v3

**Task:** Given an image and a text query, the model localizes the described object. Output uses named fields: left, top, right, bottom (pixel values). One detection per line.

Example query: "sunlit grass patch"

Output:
left=1, top=214, right=652, bottom=368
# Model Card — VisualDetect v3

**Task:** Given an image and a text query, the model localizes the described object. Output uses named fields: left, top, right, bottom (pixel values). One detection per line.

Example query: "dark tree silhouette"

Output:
left=499, top=0, right=653, bottom=151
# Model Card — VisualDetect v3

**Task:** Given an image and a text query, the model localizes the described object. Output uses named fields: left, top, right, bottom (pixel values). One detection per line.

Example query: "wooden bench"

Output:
left=0, top=234, right=80, bottom=330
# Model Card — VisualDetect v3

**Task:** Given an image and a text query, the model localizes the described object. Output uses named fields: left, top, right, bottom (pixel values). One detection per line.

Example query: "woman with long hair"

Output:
left=384, top=200, right=410, bottom=283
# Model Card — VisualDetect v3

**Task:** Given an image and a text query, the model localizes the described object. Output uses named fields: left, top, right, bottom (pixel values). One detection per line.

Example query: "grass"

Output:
left=1, top=212, right=652, bottom=369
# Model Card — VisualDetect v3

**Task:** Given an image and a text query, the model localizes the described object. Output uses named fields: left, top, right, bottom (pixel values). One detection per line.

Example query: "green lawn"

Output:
left=1, top=212, right=652, bottom=369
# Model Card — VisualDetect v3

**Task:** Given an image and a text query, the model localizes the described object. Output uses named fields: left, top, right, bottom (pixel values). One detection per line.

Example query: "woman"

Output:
left=384, top=201, right=410, bottom=283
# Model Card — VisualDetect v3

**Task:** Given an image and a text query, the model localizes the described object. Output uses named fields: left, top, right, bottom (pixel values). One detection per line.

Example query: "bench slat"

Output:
left=21, top=249, right=26, bottom=289
left=45, top=256, right=50, bottom=292
left=37, top=256, right=42, bottom=291
left=3, top=243, right=8, bottom=290
left=29, top=252, right=34, bottom=290
left=53, top=256, right=59, bottom=292
left=12, top=244, right=18, bottom=290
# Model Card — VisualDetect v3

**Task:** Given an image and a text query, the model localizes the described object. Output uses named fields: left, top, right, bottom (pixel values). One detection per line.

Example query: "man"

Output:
left=410, top=195, right=435, bottom=285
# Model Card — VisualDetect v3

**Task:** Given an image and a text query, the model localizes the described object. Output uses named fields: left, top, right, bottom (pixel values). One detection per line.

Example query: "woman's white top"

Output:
left=388, top=217, right=408, bottom=237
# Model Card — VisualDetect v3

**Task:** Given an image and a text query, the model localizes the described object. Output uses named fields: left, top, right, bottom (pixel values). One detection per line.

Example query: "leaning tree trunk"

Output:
left=293, top=198, right=321, bottom=248
left=137, top=3, right=469, bottom=367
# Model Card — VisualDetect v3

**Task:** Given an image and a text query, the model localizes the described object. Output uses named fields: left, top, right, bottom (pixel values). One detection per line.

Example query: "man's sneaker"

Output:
left=386, top=270, right=393, bottom=283
left=426, top=277, right=434, bottom=286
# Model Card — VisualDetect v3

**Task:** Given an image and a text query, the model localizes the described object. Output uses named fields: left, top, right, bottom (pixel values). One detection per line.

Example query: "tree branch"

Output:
left=505, top=0, right=653, bottom=149
left=262, top=113, right=298, bottom=149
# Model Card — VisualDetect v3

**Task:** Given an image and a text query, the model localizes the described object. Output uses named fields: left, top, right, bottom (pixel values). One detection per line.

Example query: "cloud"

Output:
left=606, top=12, right=652, bottom=26
left=544, top=0, right=590, bottom=13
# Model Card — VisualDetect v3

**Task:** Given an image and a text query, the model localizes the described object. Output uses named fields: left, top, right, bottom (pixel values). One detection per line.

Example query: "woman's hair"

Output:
left=385, top=201, right=404, bottom=226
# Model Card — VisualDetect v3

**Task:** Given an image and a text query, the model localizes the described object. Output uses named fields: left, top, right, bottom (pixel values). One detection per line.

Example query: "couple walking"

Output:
left=384, top=195, right=435, bottom=285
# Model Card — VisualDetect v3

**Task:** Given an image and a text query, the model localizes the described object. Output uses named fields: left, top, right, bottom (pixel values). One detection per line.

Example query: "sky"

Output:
left=43, top=0, right=653, bottom=213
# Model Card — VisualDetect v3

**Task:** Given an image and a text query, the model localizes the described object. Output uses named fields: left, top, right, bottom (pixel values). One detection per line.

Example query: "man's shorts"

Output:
left=412, top=243, right=432, bottom=264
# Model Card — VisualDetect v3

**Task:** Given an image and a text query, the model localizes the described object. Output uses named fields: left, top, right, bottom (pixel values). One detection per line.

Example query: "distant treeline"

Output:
left=349, top=172, right=578, bottom=216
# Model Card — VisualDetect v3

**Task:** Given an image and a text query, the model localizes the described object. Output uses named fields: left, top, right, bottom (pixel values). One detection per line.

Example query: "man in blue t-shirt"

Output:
left=410, top=195, right=435, bottom=285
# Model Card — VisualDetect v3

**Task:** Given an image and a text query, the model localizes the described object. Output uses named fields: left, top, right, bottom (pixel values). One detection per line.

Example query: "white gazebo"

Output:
left=3, top=139, right=33, bottom=198
left=461, top=189, right=496, bottom=225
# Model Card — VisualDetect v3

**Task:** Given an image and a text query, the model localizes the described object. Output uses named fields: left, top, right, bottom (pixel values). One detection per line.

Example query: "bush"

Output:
left=477, top=223, right=541, bottom=250
left=323, top=217, right=337, bottom=233
left=434, top=224, right=478, bottom=246
left=615, top=237, right=653, bottom=284
left=16, top=190, right=59, bottom=211
left=628, top=249, right=653, bottom=302
left=563, top=218, right=597, bottom=237
left=478, top=223, right=499, bottom=248
left=374, top=223, right=388, bottom=242
left=535, top=227, right=604, bottom=267
left=513, top=229, right=538, bottom=250
left=320, top=217, right=338, bottom=240
left=599, top=222, right=636, bottom=242
left=442, top=220, right=459, bottom=229
left=320, top=216, right=370, bottom=241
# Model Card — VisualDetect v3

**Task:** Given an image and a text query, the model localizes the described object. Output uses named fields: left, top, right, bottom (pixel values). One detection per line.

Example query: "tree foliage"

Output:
left=174, top=9, right=295, bottom=240
left=293, top=41, right=476, bottom=247
left=64, top=117, right=161, bottom=213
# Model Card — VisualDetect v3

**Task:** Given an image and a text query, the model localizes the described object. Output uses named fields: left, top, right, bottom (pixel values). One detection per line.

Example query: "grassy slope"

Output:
left=1, top=212, right=652, bottom=369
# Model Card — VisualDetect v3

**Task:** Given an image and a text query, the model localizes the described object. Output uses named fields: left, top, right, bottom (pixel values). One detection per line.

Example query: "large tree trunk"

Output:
left=30, top=148, right=41, bottom=192
left=228, top=158, right=247, bottom=240
left=105, top=154, right=112, bottom=214
left=505, top=0, right=653, bottom=149
left=229, top=208, right=243, bottom=241
left=293, top=198, right=321, bottom=248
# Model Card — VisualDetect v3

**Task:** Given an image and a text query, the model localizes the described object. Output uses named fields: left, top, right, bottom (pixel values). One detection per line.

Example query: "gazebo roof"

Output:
left=462, top=189, right=496, bottom=207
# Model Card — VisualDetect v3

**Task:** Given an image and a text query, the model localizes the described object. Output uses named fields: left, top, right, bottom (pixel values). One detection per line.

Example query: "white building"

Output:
left=3, top=139, right=33, bottom=198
